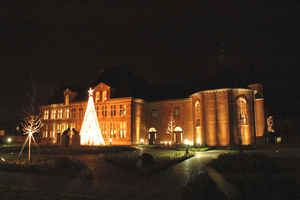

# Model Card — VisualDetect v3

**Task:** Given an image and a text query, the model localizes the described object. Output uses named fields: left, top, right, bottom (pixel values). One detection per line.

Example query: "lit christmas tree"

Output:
left=80, top=88, right=106, bottom=145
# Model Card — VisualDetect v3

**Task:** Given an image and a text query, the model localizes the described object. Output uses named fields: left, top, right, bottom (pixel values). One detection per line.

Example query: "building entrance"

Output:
left=148, top=127, right=156, bottom=145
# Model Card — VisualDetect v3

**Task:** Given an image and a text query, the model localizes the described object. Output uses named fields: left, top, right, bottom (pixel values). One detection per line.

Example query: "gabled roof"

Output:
left=42, top=63, right=260, bottom=106
left=93, top=66, right=151, bottom=99
left=42, top=66, right=152, bottom=105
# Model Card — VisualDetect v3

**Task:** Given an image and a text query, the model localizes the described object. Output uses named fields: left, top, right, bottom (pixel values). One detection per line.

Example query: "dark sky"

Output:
left=1, top=1, right=300, bottom=120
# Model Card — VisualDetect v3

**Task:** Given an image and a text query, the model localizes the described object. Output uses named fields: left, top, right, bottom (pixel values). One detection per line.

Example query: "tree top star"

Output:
left=88, top=87, right=94, bottom=96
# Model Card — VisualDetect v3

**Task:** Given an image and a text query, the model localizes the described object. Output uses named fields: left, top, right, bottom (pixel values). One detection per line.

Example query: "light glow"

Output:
left=80, top=88, right=105, bottom=146
left=7, top=138, right=12, bottom=143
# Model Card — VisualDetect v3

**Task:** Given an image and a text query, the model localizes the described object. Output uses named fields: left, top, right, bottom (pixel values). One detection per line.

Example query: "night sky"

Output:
left=1, top=1, right=300, bottom=120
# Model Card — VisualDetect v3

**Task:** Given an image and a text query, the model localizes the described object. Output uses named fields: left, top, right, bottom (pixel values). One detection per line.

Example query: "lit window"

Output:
left=64, top=109, right=69, bottom=119
left=44, top=125, right=49, bottom=138
left=57, top=124, right=61, bottom=133
left=236, top=97, right=247, bottom=125
left=57, top=110, right=63, bottom=119
left=151, top=109, right=157, bottom=118
left=52, top=125, right=56, bottom=137
left=174, top=107, right=180, bottom=117
left=50, top=110, right=56, bottom=119
left=119, top=105, right=126, bottom=116
left=109, top=122, right=116, bottom=138
left=119, top=122, right=126, bottom=138
left=111, top=105, right=116, bottom=117
left=102, top=91, right=107, bottom=102
left=44, top=110, right=49, bottom=120
left=96, top=92, right=100, bottom=102
left=101, top=123, right=108, bottom=138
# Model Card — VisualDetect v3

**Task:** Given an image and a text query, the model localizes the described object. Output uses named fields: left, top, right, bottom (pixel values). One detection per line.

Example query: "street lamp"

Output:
left=197, top=139, right=200, bottom=148
left=109, top=138, right=112, bottom=146
left=184, top=139, right=189, bottom=155
left=140, top=139, right=144, bottom=145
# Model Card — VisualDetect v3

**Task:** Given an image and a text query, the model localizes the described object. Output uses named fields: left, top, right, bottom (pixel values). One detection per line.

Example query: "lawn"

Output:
left=0, top=184, right=103, bottom=200
left=0, top=155, right=93, bottom=179
left=181, top=153, right=300, bottom=200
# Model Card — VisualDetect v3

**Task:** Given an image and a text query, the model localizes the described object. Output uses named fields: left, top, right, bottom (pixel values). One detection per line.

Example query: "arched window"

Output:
left=195, top=101, right=201, bottom=127
left=236, top=97, right=247, bottom=125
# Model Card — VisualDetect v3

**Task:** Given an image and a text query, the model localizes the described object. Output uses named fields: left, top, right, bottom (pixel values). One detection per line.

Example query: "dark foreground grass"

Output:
left=181, top=153, right=300, bottom=200
left=0, top=155, right=93, bottom=179
left=105, top=151, right=195, bottom=176
left=0, top=184, right=105, bottom=200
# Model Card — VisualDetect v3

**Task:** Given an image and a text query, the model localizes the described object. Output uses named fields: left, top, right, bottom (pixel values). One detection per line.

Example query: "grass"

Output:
left=137, top=144, right=213, bottom=151
left=0, top=155, right=93, bottom=179
left=0, top=184, right=104, bottom=200
left=105, top=151, right=195, bottom=176
left=0, top=144, right=136, bottom=154
left=181, top=153, right=300, bottom=200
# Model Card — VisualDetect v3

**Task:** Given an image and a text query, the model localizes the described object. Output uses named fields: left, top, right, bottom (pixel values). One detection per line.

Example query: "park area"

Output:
left=0, top=144, right=300, bottom=199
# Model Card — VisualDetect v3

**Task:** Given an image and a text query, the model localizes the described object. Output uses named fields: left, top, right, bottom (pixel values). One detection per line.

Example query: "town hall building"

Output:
left=40, top=59, right=266, bottom=146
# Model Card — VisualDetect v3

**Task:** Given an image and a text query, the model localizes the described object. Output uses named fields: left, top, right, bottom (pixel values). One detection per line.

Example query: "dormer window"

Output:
left=65, top=95, right=69, bottom=105
left=102, top=91, right=107, bottom=102
left=96, top=92, right=100, bottom=102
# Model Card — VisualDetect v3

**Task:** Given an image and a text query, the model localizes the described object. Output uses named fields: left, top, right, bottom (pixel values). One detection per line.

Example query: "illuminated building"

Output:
left=40, top=60, right=266, bottom=146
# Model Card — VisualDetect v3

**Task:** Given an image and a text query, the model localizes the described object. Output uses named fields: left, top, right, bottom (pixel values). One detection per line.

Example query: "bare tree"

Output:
left=18, top=73, right=44, bottom=163
left=166, top=113, right=176, bottom=143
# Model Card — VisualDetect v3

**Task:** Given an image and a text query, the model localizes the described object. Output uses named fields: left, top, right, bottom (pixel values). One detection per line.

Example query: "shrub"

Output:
left=208, top=152, right=283, bottom=174
left=140, top=153, right=154, bottom=167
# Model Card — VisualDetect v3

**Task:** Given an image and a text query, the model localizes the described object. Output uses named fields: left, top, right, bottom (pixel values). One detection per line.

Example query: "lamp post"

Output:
left=197, top=139, right=200, bottom=148
left=109, top=138, right=112, bottom=146
left=140, top=139, right=144, bottom=145
left=184, top=139, right=189, bottom=155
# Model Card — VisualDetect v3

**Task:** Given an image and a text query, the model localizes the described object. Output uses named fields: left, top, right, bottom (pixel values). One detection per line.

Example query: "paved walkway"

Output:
left=1, top=146, right=300, bottom=199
